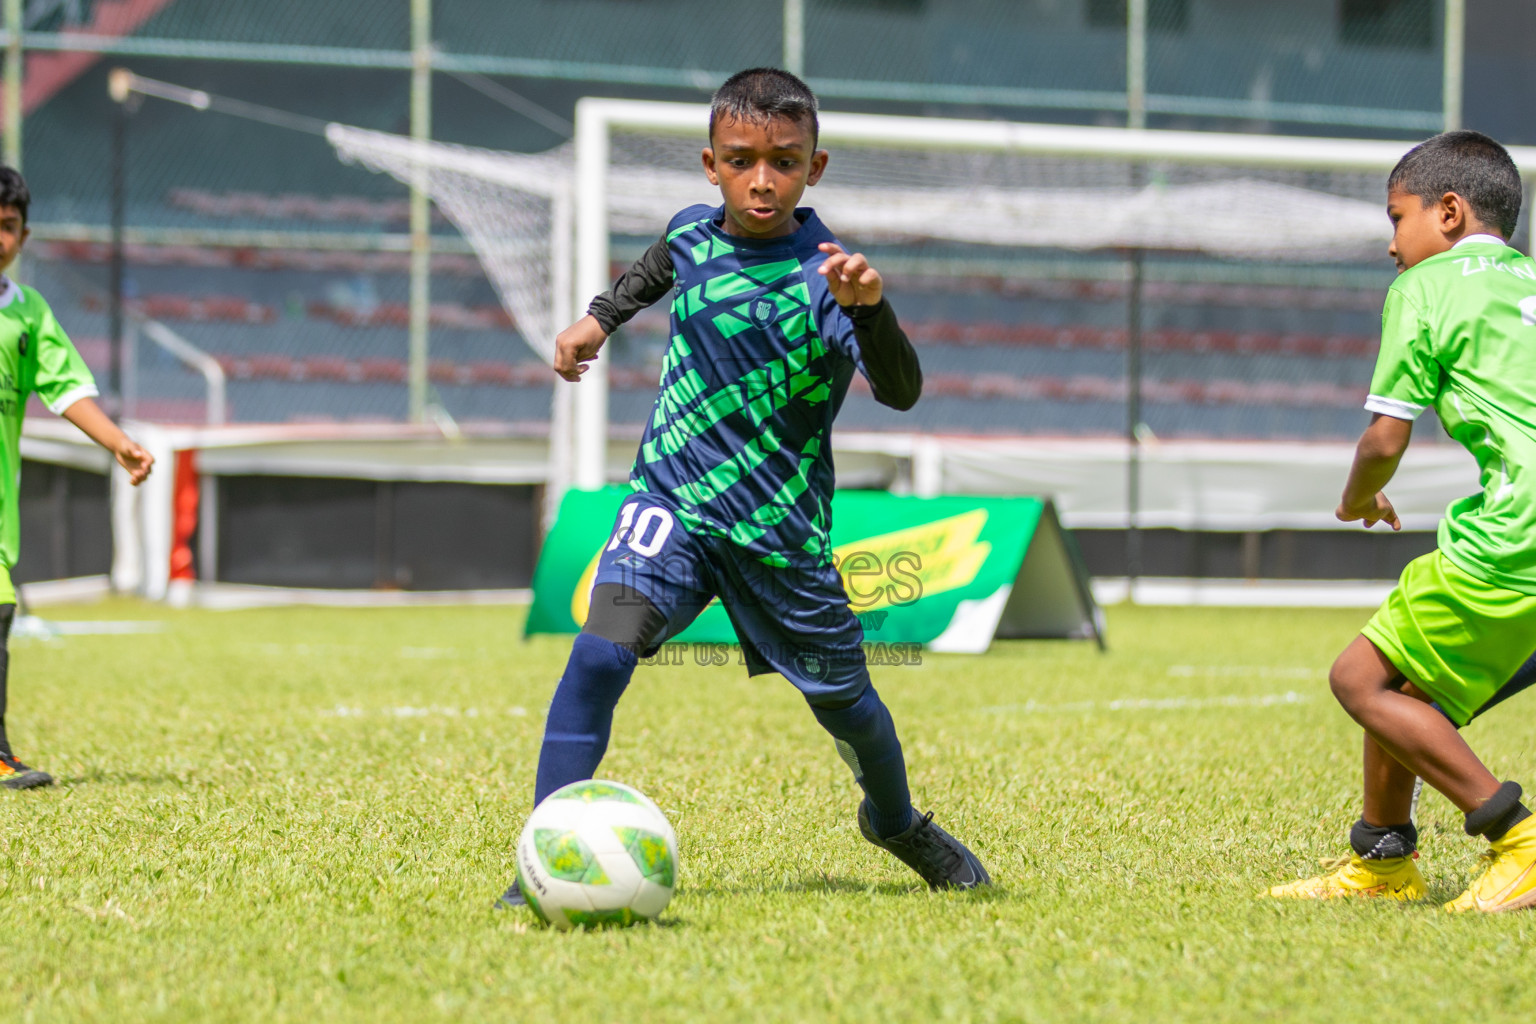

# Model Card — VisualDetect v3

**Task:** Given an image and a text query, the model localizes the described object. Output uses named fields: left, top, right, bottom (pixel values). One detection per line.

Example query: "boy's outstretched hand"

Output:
left=1337, top=492, right=1401, bottom=530
left=59, top=396, right=154, bottom=486
left=553, top=314, right=609, bottom=382
left=818, top=242, right=882, bottom=308
left=115, top=439, right=154, bottom=486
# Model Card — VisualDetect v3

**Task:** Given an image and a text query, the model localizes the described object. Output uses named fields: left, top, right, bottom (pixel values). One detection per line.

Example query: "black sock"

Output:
left=1349, top=817, right=1418, bottom=859
left=1465, top=780, right=1532, bottom=842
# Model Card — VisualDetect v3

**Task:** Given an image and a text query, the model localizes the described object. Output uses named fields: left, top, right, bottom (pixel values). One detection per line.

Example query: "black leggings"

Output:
left=582, top=584, right=858, bottom=709
left=581, top=583, right=668, bottom=650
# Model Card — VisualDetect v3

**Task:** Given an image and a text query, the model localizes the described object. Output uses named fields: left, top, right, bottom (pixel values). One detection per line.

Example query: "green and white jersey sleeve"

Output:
left=0, top=277, right=98, bottom=573
left=1367, top=235, right=1536, bottom=594
left=1365, top=287, right=1440, bottom=421
left=28, top=291, right=99, bottom=415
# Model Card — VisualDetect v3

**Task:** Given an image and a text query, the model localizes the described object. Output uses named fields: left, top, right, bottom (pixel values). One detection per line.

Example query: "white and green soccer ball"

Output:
left=515, top=779, right=679, bottom=930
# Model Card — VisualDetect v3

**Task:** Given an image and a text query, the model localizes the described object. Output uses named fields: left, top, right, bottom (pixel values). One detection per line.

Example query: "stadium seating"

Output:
left=24, top=209, right=1408, bottom=439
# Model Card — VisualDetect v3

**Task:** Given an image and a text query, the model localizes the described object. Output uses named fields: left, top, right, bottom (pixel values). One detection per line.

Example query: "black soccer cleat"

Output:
left=0, top=753, right=53, bottom=790
left=858, top=801, right=991, bottom=890
left=494, top=879, right=527, bottom=910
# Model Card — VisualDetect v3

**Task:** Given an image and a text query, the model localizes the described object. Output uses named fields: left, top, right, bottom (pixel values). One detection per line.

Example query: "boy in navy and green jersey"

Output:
left=0, top=167, right=155, bottom=789
left=1268, top=131, right=1536, bottom=912
left=500, top=69, right=988, bottom=909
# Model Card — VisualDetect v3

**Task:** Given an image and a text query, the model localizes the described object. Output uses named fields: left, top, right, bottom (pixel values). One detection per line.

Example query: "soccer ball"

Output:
left=515, top=779, right=679, bottom=930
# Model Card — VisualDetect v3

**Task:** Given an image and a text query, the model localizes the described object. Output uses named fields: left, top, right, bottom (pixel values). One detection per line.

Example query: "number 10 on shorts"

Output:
left=607, top=502, right=675, bottom=558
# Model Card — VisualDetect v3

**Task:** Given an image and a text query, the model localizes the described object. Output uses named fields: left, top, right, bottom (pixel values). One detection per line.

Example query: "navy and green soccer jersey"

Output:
left=627, top=204, right=910, bottom=568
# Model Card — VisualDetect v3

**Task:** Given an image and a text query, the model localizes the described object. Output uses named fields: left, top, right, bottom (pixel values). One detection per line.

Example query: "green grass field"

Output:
left=3, top=600, right=1535, bottom=1022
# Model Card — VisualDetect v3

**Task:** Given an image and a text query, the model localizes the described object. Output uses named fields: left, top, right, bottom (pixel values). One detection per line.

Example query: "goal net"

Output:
left=327, top=101, right=1536, bottom=514
left=327, top=123, right=575, bottom=363
left=331, top=104, right=1400, bottom=357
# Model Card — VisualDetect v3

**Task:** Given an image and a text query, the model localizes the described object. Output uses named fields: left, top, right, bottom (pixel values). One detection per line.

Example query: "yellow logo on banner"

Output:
left=572, top=551, right=603, bottom=626
left=832, top=508, right=991, bottom=612
left=570, top=507, right=992, bottom=626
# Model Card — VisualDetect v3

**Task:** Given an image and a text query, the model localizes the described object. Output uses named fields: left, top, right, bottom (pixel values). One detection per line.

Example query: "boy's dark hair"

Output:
left=0, top=166, right=28, bottom=225
left=709, top=67, right=819, bottom=145
left=1388, top=130, right=1522, bottom=238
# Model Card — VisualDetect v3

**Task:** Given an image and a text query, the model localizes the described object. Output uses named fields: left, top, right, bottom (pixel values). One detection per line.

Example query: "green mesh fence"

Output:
left=0, top=0, right=1461, bottom=427
left=16, top=0, right=1449, bottom=129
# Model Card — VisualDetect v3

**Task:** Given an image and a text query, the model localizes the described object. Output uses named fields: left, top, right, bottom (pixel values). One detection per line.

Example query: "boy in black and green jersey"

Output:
left=0, top=167, right=154, bottom=789
left=1268, top=132, right=1536, bottom=912
left=501, top=69, right=988, bottom=909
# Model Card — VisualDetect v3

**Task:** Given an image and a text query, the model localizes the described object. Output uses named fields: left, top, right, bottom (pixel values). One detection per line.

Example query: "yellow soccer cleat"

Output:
left=1445, top=816, right=1536, bottom=913
left=1266, top=853, right=1426, bottom=901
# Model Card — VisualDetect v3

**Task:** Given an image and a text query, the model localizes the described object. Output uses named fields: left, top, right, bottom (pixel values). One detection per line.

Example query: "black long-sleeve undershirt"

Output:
left=587, top=238, right=674, bottom=336
left=841, top=297, right=923, bottom=411
left=586, top=236, right=923, bottom=411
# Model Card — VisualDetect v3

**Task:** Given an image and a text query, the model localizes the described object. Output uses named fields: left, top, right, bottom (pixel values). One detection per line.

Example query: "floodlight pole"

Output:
left=1442, top=0, right=1464, bottom=131
left=408, top=0, right=432, bottom=423
left=108, top=68, right=133, bottom=416
left=783, top=0, right=805, bottom=77
left=1124, top=0, right=1149, bottom=588
left=3, top=0, right=20, bottom=174
left=1126, top=0, right=1147, bottom=130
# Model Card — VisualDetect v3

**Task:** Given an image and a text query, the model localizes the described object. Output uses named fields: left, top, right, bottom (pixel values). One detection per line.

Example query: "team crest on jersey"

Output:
left=797, top=651, right=828, bottom=682
left=16, top=331, right=27, bottom=356
left=750, top=298, right=778, bottom=329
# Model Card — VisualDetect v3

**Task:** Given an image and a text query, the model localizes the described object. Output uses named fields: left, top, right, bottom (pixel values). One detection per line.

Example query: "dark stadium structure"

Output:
left=5, top=0, right=1530, bottom=586
left=21, top=0, right=1533, bottom=437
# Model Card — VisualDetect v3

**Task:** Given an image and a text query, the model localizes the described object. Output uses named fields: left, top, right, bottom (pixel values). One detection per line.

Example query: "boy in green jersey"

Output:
left=1268, top=131, right=1536, bottom=912
left=0, top=167, right=154, bottom=789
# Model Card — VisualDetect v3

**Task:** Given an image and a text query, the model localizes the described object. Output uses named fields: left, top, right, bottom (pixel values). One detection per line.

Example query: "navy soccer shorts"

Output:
left=589, top=492, right=869, bottom=702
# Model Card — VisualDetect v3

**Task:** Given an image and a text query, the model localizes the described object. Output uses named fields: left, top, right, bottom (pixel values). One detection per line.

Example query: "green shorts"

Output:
left=1362, top=550, right=1536, bottom=726
left=0, top=564, right=13, bottom=606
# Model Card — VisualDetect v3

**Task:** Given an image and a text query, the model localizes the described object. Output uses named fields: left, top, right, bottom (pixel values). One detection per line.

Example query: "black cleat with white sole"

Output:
left=494, top=880, right=527, bottom=910
left=859, top=801, right=991, bottom=890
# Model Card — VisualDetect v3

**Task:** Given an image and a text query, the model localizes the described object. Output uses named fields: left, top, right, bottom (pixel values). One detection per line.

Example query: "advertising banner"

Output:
left=525, top=488, right=1102, bottom=654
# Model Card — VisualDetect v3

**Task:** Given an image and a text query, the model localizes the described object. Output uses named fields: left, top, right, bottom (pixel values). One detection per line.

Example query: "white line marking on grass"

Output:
left=981, top=691, right=1310, bottom=715
left=250, top=642, right=365, bottom=656
left=245, top=643, right=484, bottom=658
left=1168, top=665, right=1317, bottom=679
left=13, top=617, right=164, bottom=640
left=70, top=899, right=138, bottom=926
left=47, top=621, right=164, bottom=635
left=322, top=705, right=527, bottom=718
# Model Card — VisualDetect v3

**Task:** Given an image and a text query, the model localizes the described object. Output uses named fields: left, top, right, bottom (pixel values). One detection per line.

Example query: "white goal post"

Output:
left=567, top=98, right=1536, bottom=494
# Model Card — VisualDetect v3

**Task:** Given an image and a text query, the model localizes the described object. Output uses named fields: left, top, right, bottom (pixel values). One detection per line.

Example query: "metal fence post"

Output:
left=109, top=71, right=130, bottom=414
left=3, top=0, right=19, bottom=173
left=1127, top=0, right=1147, bottom=130
left=783, top=0, right=805, bottom=77
left=1125, top=249, right=1144, bottom=591
left=1442, top=0, right=1464, bottom=131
